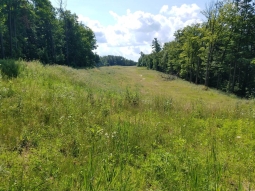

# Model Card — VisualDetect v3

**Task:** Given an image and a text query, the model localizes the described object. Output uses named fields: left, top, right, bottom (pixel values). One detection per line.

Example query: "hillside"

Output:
left=1, top=60, right=255, bottom=190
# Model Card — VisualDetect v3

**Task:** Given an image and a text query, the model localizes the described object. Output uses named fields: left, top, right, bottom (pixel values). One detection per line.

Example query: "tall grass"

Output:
left=0, top=60, right=255, bottom=190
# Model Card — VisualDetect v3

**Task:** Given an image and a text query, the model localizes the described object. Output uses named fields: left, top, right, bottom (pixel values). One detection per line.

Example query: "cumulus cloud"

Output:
left=78, top=4, right=202, bottom=61
left=169, top=4, right=200, bottom=19
left=160, top=5, right=169, bottom=14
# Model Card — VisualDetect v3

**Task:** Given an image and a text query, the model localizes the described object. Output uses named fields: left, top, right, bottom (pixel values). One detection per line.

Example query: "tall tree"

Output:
left=33, top=0, right=57, bottom=63
left=152, top=38, right=161, bottom=53
left=202, top=0, right=224, bottom=87
left=0, top=1, right=6, bottom=58
left=58, top=0, right=70, bottom=65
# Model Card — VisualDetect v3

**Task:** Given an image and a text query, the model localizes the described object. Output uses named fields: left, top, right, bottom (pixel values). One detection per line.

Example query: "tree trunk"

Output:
left=195, top=59, right=200, bottom=84
left=205, top=45, right=212, bottom=87
left=189, top=66, right=192, bottom=83
left=49, top=27, right=56, bottom=63
left=205, top=64, right=209, bottom=87
left=205, top=40, right=216, bottom=87
left=216, top=73, right=221, bottom=89
left=0, top=32, right=4, bottom=59
left=13, top=1, right=17, bottom=51
left=188, top=56, right=192, bottom=83
left=8, top=2, right=13, bottom=57
left=228, top=64, right=232, bottom=92
left=241, top=63, right=248, bottom=96
left=64, top=18, right=69, bottom=64
left=237, top=66, right=241, bottom=85
left=231, top=61, right=237, bottom=92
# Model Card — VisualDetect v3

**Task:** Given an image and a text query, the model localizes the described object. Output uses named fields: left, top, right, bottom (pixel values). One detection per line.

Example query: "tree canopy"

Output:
left=0, top=0, right=99, bottom=68
left=98, top=55, right=137, bottom=67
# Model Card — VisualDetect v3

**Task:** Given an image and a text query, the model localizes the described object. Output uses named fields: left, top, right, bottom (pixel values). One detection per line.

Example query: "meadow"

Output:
left=0, top=60, right=255, bottom=190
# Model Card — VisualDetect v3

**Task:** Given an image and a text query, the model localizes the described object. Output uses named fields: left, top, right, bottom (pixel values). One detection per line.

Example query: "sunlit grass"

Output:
left=0, top=60, right=255, bottom=190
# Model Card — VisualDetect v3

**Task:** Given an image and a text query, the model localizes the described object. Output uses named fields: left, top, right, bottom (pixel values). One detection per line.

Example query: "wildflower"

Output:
left=112, top=131, right=117, bottom=138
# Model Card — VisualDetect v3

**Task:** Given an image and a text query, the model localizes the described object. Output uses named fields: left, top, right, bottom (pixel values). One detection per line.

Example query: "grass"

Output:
left=0, top=60, right=255, bottom=190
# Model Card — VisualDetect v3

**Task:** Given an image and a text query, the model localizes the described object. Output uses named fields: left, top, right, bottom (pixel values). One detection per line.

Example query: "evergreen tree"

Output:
left=0, top=0, right=98, bottom=67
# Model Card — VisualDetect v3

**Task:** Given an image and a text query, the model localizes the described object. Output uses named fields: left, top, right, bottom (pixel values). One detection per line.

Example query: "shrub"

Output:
left=0, top=59, right=20, bottom=79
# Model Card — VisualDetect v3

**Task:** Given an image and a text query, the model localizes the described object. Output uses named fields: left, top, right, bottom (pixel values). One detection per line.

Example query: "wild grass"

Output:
left=0, top=60, right=255, bottom=190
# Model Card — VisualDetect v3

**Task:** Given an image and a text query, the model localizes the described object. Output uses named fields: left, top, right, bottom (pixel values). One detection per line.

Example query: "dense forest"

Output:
left=138, top=0, right=255, bottom=97
left=0, top=0, right=99, bottom=67
left=98, top=55, right=137, bottom=67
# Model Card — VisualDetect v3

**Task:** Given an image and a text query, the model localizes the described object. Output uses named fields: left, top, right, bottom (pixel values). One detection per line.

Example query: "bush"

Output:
left=0, top=59, right=20, bottom=79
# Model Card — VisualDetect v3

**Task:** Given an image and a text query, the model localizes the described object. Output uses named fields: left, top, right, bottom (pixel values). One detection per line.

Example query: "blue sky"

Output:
left=50, top=0, right=211, bottom=61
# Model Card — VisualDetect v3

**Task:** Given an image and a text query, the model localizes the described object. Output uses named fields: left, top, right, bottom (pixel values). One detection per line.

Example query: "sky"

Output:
left=50, top=0, right=211, bottom=61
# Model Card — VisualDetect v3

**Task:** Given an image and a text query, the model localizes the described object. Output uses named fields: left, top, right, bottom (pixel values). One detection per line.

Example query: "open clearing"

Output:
left=0, top=62, right=255, bottom=190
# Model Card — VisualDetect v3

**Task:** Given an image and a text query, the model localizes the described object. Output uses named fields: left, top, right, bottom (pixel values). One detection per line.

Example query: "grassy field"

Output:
left=0, top=60, right=255, bottom=190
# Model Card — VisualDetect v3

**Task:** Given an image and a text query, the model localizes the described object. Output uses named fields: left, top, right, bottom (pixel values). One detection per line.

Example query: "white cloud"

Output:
left=168, top=4, right=200, bottom=19
left=78, top=4, right=202, bottom=61
left=160, top=5, right=169, bottom=14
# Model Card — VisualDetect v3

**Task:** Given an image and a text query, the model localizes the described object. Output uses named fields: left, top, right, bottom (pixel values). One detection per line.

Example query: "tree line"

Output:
left=98, top=55, right=137, bottom=67
left=138, top=0, right=255, bottom=97
left=0, top=0, right=99, bottom=68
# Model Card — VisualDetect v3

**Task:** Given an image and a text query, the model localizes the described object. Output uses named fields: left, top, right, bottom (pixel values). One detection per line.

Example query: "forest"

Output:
left=98, top=55, right=137, bottom=67
left=0, top=0, right=99, bottom=68
left=138, top=0, right=255, bottom=97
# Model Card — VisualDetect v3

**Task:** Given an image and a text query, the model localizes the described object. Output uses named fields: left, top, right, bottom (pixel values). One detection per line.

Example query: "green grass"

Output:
left=1, top=60, right=255, bottom=190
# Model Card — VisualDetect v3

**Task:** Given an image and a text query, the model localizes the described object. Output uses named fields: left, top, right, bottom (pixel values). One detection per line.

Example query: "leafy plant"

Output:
left=0, top=59, right=20, bottom=79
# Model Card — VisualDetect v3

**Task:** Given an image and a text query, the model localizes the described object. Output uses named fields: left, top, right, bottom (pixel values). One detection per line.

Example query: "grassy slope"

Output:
left=0, top=61, right=255, bottom=190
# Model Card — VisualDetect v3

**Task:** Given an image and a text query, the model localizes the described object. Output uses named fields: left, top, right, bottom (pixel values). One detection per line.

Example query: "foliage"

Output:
left=0, top=59, right=21, bottom=78
left=138, top=0, right=255, bottom=98
left=0, top=0, right=98, bottom=67
left=99, top=55, right=137, bottom=67
left=152, top=38, right=162, bottom=53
